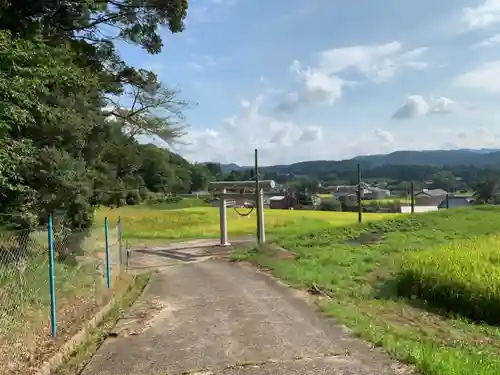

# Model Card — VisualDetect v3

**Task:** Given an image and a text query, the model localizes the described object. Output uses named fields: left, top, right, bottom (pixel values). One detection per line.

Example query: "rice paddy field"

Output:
left=98, top=205, right=395, bottom=246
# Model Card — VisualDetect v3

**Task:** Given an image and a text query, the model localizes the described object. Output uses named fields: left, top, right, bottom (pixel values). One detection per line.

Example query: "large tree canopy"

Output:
left=0, top=1, right=219, bottom=235
left=0, top=0, right=187, bottom=51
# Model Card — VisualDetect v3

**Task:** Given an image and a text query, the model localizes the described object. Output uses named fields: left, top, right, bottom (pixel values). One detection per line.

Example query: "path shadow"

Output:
left=134, top=248, right=210, bottom=262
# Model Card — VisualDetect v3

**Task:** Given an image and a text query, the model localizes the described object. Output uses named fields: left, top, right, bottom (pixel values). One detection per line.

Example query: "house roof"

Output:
left=269, top=196, right=285, bottom=201
left=416, top=189, right=448, bottom=197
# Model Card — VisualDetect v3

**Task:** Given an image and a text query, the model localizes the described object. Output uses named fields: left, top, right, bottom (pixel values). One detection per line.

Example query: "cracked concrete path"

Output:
left=82, top=242, right=414, bottom=375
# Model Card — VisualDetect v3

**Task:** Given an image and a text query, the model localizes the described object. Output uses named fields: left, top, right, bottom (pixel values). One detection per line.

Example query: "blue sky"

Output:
left=118, top=0, right=500, bottom=165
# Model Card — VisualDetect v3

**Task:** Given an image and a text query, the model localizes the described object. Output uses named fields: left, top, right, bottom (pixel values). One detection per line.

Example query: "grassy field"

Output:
left=143, top=196, right=211, bottom=210
left=236, top=206, right=500, bottom=375
left=98, top=205, right=396, bottom=246
left=316, top=194, right=410, bottom=205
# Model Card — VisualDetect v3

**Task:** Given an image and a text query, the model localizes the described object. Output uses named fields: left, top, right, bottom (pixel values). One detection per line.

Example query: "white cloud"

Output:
left=175, top=95, right=329, bottom=165
left=392, top=95, right=455, bottom=119
left=374, top=128, right=394, bottom=144
left=462, top=0, right=500, bottom=30
left=174, top=93, right=410, bottom=165
left=276, top=41, right=428, bottom=112
left=187, top=0, right=234, bottom=24
left=299, top=126, right=323, bottom=143
left=275, top=61, right=346, bottom=112
left=318, top=42, right=428, bottom=83
left=188, top=55, right=217, bottom=72
left=451, top=127, right=500, bottom=149
left=210, top=0, right=235, bottom=5
left=471, top=32, right=500, bottom=47
left=430, top=97, right=455, bottom=114
left=454, top=60, right=500, bottom=92
left=392, top=95, right=430, bottom=119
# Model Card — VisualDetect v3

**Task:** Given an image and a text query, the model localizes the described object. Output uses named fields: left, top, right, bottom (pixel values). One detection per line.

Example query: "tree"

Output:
left=430, top=171, right=457, bottom=191
left=190, top=164, right=210, bottom=192
left=0, top=0, right=190, bottom=144
left=0, top=1, right=187, bottom=53
left=474, top=173, right=500, bottom=204
left=0, top=32, right=106, bottom=229
left=204, top=163, right=222, bottom=178
left=104, top=69, right=188, bottom=144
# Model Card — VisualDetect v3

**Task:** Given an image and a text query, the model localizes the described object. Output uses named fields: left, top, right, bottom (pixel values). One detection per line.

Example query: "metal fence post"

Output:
left=126, top=240, right=130, bottom=270
left=117, top=216, right=123, bottom=271
left=47, top=214, right=57, bottom=338
left=104, top=217, right=111, bottom=289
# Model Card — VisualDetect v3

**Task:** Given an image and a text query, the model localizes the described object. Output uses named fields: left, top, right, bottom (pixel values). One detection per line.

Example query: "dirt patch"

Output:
left=109, top=297, right=176, bottom=338
left=260, top=244, right=297, bottom=260
left=345, top=231, right=384, bottom=246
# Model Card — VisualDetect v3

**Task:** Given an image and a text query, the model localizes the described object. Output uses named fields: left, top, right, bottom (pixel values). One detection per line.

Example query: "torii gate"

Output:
left=208, top=179, right=276, bottom=247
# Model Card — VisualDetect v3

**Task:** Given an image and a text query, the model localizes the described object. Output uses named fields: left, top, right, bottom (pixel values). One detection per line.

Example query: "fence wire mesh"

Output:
left=0, top=218, right=125, bottom=375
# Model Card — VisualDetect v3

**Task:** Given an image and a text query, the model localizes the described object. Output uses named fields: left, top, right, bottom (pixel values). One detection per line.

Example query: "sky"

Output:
left=118, top=0, right=500, bottom=166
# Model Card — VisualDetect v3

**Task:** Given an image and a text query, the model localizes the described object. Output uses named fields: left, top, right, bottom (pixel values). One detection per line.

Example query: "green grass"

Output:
left=316, top=194, right=410, bottom=205
left=235, top=206, right=500, bottom=375
left=363, top=197, right=410, bottom=204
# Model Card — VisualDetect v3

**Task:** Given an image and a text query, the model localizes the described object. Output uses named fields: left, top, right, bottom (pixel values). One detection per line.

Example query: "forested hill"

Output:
left=220, top=149, right=500, bottom=176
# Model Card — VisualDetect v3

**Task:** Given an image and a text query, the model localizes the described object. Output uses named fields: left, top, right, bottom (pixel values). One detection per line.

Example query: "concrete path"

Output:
left=82, top=241, right=414, bottom=375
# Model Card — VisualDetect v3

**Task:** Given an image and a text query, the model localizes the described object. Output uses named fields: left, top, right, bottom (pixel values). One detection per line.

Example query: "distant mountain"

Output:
left=458, top=148, right=500, bottom=154
left=219, top=163, right=250, bottom=174
left=218, top=148, right=500, bottom=176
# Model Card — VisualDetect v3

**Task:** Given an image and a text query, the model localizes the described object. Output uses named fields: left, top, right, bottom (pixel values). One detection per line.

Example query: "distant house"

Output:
left=332, top=183, right=390, bottom=202
left=438, top=196, right=474, bottom=209
left=269, top=196, right=287, bottom=209
left=332, top=185, right=359, bottom=203
left=414, top=189, right=448, bottom=206
left=363, top=186, right=391, bottom=200
left=391, top=189, right=409, bottom=197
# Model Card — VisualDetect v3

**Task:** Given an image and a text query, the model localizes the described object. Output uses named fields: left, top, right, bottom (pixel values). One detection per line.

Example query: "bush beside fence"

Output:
left=0, top=215, right=125, bottom=375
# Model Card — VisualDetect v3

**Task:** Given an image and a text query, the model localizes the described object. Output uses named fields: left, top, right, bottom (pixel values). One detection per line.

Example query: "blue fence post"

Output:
left=104, top=217, right=111, bottom=289
left=48, top=214, right=57, bottom=338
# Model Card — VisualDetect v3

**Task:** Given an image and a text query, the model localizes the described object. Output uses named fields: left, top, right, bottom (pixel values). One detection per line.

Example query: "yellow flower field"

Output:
left=98, top=205, right=396, bottom=243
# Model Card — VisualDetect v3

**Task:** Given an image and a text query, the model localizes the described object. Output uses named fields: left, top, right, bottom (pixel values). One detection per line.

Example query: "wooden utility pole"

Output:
left=410, top=182, right=415, bottom=214
left=357, top=163, right=362, bottom=224
left=254, top=149, right=262, bottom=244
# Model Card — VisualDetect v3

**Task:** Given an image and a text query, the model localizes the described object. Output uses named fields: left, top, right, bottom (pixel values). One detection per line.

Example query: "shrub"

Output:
left=165, top=196, right=183, bottom=204
left=126, top=191, right=142, bottom=205
left=396, top=235, right=500, bottom=324
left=319, top=199, right=342, bottom=211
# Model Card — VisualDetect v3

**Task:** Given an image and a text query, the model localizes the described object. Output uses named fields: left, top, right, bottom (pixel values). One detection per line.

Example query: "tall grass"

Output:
left=397, top=235, right=500, bottom=325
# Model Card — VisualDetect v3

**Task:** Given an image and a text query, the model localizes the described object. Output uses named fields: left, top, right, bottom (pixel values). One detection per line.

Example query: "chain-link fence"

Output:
left=0, top=216, right=125, bottom=375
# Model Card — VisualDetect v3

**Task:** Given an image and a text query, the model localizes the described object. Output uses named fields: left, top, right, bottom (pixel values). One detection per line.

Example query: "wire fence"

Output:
left=0, top=215, right=126, bottom=375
